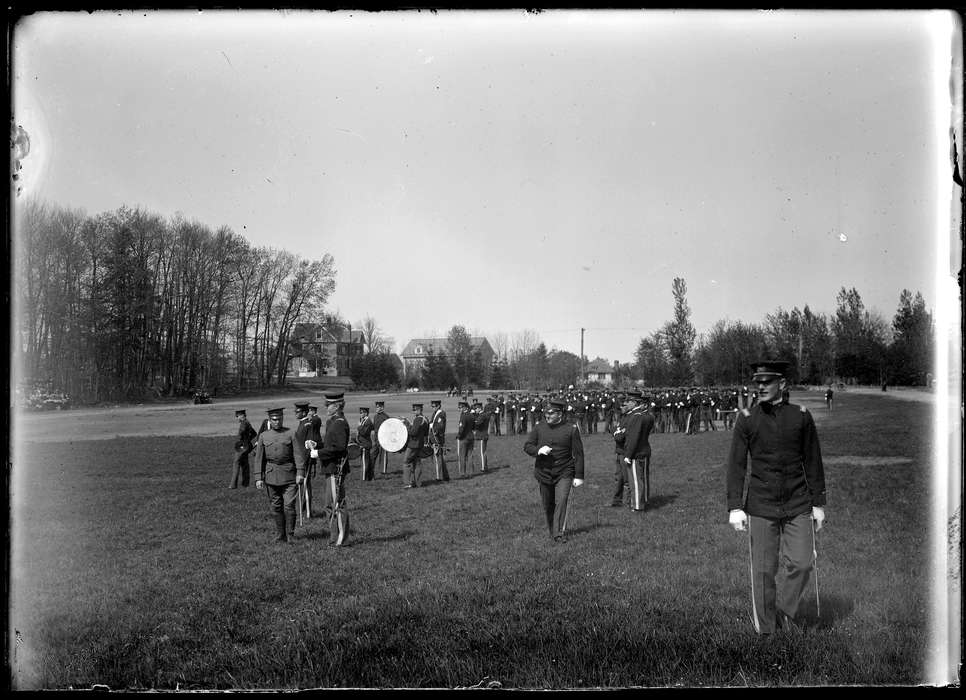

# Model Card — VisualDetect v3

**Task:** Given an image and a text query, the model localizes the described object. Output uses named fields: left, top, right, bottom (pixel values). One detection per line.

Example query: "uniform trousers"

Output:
left=611, top=454, right=629, bottom=505
left=359, top=447, right=374, bottom=481
left=320, top=473, right=349, bottom=546
left=403, top=448, right=423, bottom=486
left=748, top=511, right=815, bottom=634
left=476, top=436, right=489, bottom=471
left=537, top=475, right=574, bottom=539
left=372, top=442, right=389, bottom=474
left=266, top=483, right=299, bottom=541
left=229, top=449, right=251, bottom=488
left=625, top=456, right=650, bottom=511
left=457, top=438, right=474, bottom=475
left=432, top=444, right=450, bottom=481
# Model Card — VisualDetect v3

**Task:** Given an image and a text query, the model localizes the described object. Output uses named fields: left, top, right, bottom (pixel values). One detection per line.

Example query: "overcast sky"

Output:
left=11, top=9, right=959, bottom=364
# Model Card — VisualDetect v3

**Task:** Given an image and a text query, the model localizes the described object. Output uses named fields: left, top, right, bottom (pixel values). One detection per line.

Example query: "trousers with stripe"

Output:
left=625, top=456, right=650, bottom=511
left=457, top=438, right=474, bottom=475
left=320, top=474, right=349, bottom=546
left=747, top=512, right=814, bottom=634
left=432, top=444, right=450, bottom=481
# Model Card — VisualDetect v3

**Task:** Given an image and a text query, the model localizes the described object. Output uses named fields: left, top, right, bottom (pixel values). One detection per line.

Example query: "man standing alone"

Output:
left=726, top=360, right=827, bottom=634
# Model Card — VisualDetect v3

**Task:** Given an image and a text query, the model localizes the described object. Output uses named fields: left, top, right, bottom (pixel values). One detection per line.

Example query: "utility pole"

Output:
left=580, top=327, right=585, bottom=388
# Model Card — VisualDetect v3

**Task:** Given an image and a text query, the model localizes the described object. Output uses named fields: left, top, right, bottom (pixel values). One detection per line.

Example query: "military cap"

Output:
left=472, top=400, right=482, bottom=408
left=324, top=390, right=345, bottom=404
left=267, top=407, right=284, bottom=416
left=235, top=409, right=247, bottom=416
left=458, top=401, right=469, bottom=408
left=412, top=403, right=423, bottom=410
left=624, top=390, right=646, bottom=402
left=308, top=404, right=318, bottom=411
left=359, top=406, right=370, bottom=413
left=294, top=401, right=310, bottom=411
left=750, top=360, right=790, bottom=381
left=375, top=400, right=385, bottom=407
left=547, top=399, right=567, bottom=411
left=430, top=399, right=441, bottom=406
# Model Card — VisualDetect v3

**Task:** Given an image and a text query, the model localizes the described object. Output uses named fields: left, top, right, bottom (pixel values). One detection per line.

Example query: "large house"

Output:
left=583, top=358, right=617, bottom=386
left=289, top=322, right=365, bottom=378
left=399, top=336, right=495, bottom=385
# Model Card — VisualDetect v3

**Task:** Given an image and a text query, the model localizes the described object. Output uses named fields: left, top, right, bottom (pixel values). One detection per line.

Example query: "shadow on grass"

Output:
left=800, top=593, right=856, bottom=631
left=642, top=494, right=678, bottom=511
left=455, top=464, right=513, bottom=480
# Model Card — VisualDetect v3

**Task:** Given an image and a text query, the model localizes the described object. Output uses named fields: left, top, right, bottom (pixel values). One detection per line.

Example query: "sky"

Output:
left=11, top=9, right=961, bottom=365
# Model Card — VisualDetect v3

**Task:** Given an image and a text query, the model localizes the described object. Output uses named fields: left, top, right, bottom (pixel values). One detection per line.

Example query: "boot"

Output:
left=273, top=512, right=287, bottom=544
left=285, top=511, right=296, bottom=543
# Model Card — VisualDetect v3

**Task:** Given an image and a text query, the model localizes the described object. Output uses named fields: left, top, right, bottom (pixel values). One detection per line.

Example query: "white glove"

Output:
left=255, top=480, right=264, bottom=490
left=310, top=449, right=319, bottom=458
left=623, top=457, right=631, bottom=465
left=812, top=506, right=825, bottom=531
left=304, top=440, right=317, bottom=450
left=729, top=509, right=747, bottom=531
left=573, top=478, right=584, bottom=487
left=537, top=445, right=552, bottom=456
left=296, top=475, right=305, bottom=485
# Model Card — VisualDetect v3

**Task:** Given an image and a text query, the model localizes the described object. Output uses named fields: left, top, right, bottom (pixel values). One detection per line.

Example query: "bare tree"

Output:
left=359, top=315, right=392, bottom=353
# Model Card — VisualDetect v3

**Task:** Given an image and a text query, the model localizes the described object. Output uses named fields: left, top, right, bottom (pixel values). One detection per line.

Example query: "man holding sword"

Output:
left=523, top=398, right=585, bottom=544
left=726, top=360, right=827, bottom=634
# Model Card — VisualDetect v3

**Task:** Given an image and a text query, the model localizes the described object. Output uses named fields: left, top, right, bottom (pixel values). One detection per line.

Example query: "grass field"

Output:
left=9, top=389, right=944, bottom=689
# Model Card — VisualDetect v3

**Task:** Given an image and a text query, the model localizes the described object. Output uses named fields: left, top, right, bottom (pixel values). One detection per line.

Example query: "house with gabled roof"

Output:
left=583, top=358, right=617, bottom=385
left=399, top=336, right=495, bottom=385
left=289, top=322, right=365, bottom=378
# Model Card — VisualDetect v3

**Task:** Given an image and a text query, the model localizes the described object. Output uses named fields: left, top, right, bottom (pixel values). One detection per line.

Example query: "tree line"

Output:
left=633, top=278, right=934, bottom=388
left=15, top=199, right=336, bottom=403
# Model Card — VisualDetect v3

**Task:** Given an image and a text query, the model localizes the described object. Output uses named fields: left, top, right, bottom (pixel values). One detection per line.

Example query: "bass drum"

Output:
left=346, top=440, right=362, bottom=461
left=377, top=417, right=409, bottom=453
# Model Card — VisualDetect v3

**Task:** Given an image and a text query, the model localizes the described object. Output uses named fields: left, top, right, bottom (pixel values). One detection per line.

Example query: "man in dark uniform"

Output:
left=229, top=409, right=256, bottom=489
left=609, top=394, right=630, bottom=507
left=726, top=360, right=827, bottom=635
left=825, top=385, right=834, bottom=412
left=506, top=395, right=517, bottom=436
left=429, top=399, right=450, bottom=482
left=356, top=406, right=375, bottom=481
left=311, top=390, right=351, bottom=546
left=456, top=400, right=474, bottom=475
left=293, top=402, right=315, bottom=519
left=402, top=403, right=429, bottom=488
left=254, top=408, right=307, bottom=544
left=472, top=400, right=490, bottom=472
left=523, top=398, right=585, bottom=543
left=621, top=390, right=656, bottom=512
left=371, top=400, right=391, bottom=476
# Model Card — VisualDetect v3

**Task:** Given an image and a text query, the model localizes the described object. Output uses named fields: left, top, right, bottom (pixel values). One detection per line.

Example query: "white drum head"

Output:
left=378, top=417, right=408, bottom=452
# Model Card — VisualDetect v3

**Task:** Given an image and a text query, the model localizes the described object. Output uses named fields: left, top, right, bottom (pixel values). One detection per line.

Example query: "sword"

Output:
left=811, top=518, right=821, bottom=618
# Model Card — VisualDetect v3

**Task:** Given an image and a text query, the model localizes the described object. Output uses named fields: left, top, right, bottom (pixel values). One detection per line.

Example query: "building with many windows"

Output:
left=288, top=322, right=365, bottom=378
left=399, top=336, right=495, bottom=386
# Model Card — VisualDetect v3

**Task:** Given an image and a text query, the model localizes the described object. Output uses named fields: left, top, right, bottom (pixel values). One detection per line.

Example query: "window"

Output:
left=416, top=345, right=422, bottom=355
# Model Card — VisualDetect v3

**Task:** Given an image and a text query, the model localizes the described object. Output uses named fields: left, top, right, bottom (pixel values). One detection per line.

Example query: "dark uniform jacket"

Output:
left=622, top=407, right=655, bottom=460
left=314, top=413, right=350, bottom=476
left=237, top=419, right=257, bottom=454
left=472, top=411, right=490, bottom=440
left=356, top=415, right=374, bottom=449
left=457, top=410, right=475, bottom=441
left=406, top=414, right=429, bottom=448
left=255, top=427, right=307, bottom=486
left=524, top=420, right=585, bottom=485
left=430, top=408, right=447, bottom=445
left=726, top=401, right=826, bottom=519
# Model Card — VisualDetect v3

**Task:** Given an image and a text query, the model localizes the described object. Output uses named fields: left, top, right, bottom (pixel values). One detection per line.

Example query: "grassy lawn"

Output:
left=9, top=389, right=936, bottom=689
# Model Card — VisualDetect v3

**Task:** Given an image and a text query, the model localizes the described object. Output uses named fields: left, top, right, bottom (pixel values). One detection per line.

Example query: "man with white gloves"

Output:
left=524, top=398, right=585, bottom=543
left=726, top=360, right=827, bottom=634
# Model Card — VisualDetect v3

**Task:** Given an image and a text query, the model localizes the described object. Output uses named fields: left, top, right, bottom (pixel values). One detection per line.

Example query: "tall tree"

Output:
left=447, top=324, right=474, bottom=387
left=662, top=277, right=696, bottom=386
left=888, top=289, right=934, bottom=385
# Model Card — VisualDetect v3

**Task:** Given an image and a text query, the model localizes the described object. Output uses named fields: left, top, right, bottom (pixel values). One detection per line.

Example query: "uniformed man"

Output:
left=254, top=408, right=307, bottom=544
left=472, top=400, right=490, bottom=472
left=293, top=402, right=315, bottom=519
left=429, top=399, right=450, bottom=482
left=523, top=398, right=585, bottom=543
left=726, top=360, right=827, bottom=634
left=621, top=390, right=656, bottom=512
left=825, top=385, right=834, bottom=412
left=229, top=409, right=256, bottom=489
left=402, top=403, right=429, bottom=488
left=456, top=400, right=474, bottom=475
left=610, top=394, right=630, bottom=507
left=356, top=406, right=375, bottom=481
left=506, top=395, right=518, bottom=436
left=371, top=400, right=391, bottom=476
left=310, top=390, right=352, bottom=546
